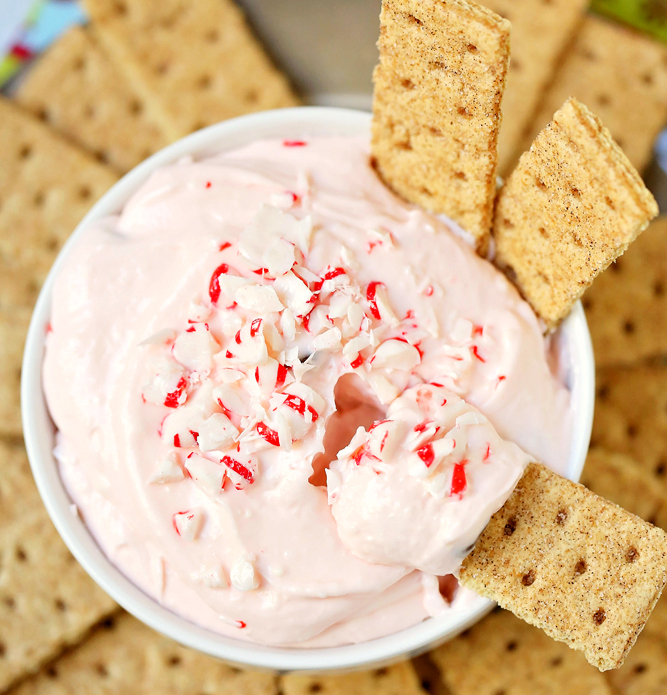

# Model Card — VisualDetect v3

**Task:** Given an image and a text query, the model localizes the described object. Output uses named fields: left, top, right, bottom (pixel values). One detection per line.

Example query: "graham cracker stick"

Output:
left=593, top=363, right=667, bottom=501
left=605, top=629, right=667, bottom=695
left=81, top=0, right=300, bottom=140
left=460, top=463, right=667, bottom=671
left=371, top=0, right=510, bottom=253
left=431, top=608, right=614, bottom=694
left=493, top=97, right=658, bottom=329
left=0, top=309, right=30, bottom=438
left=583, top=217, right=667, bottom=367
left=0, top=441, right=117, bottom=691
left=10, top=612, right=277, bottom=695
left=515, top=15, right=667, bottom=175
left=479, top=0, right=587, bottom=177
left=15, top=25, right=169, bottom=174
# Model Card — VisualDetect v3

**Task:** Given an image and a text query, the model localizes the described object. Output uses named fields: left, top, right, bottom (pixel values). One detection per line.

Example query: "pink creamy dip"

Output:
left=43, top=137, right=572, bottom=647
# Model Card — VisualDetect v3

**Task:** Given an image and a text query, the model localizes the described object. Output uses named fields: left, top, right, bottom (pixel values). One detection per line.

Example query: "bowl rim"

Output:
left=21, top=106, right=595, bottom=673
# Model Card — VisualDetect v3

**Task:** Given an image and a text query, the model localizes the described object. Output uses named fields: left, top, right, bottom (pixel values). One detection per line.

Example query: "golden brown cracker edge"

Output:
left=460, top=463, right=667, bottom=672
left=493, top=97, right=658, bottom=329
left=371, top=0, right=510, bottom=254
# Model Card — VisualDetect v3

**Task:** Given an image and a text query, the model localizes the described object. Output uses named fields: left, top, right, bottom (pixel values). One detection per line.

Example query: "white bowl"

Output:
left=21, top=107, right=595, bottom=673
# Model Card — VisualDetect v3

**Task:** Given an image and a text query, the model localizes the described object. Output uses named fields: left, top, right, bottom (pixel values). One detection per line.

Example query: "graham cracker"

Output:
left=0, top=444, right=117, bottom=692
left=478, top=0, right=587, bottom=177
left=516, top=15, right=667, bottom=175
left=15, top=25, right=169, bottom=174
left=605, top=629, right=667, bottom=695
left=582, top=217, right=667, bottom=367
left=581, top=449, right=667, bottom=532
left=459, top=463, right=667, bottom=671
left=80, top=0, right=300, bottom=140
left=281, top=661, right=423, bottom=695
left=371, top=0, right=510, bottom=253
left=592, top=363, right=667, bottom=500
left=10, top=612, right=277, bottom=695
left=0, top=97, right=118, bottom=310
left=493, top=97, right=658, bottom=329
left=430, top=608, right=614, bottom=694
left=0, top=308, right=30, bottom=438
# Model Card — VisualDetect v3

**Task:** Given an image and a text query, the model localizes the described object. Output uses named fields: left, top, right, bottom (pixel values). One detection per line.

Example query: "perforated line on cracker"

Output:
left=459, top=463, right=667, bottom=672
left=81, top=0, right=300, bottom=140
left=593, top=363, right=667, bottom=499
left=281, top=660, right=424, bottom=695
left=583, top=217, right=667, bottom=367
left=371, top=0, right=510, bottom=254
left=514, top=15, right=667, bottom=176
left=431, top=608, right=614, bottom=694
left=0, top=444, right=117, bottom=692
left=9, top=612, right=277, bottom=695
left=15, top=25, right=169, bottom=174
left=493, top=97, right=658, bottom=329
left=478, top=0, right=588, bottom=177
left=0, top=97, right=118, bottom=315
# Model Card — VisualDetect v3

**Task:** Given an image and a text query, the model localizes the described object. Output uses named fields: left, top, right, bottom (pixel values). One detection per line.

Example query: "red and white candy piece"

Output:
left=148, top=452, right=185, bottom=484
left=172, top=509, right=205, bottom=540
left=273, top=271, right=313, bottom=317
left=366, top=282, right=399, bottom=327
left=371, top=339, right=421, bottom=371
left=213, top=383, right=252, bottom=420
left=230, top=555, right=260, bottom=591
left=142, top=360, right=188, bottom=408
left=221, top=453, right=257, bottom=489
left=172, top=323, right=217, bottom=373
left=184, top=454, right=226, bottom=495
left=235, top=284, right=284, bottom=314
left=197, top=412, right=238, bottom=452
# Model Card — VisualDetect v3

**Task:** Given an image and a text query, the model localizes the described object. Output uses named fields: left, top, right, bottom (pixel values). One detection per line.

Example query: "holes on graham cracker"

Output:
left=46, top=665, right=58, bottom=678
left=538, top=226, right=548, bottom=239
left=642, top=72, right=654, bottom=85
left=429, top=61, right=445, bottom=70
left=309, top=684, right=323, bottom=693
left=401, top=78, right=415, bottom=89
left=504, top=516, right=517, bottom=536
left=167, top=654, right=182, bottom=667
left=581, top=47, right=597, bottom=61
left=3, top=596, right=15, bottom=610
left=571, top=187, right=581, bottom=198
left=634, top=663, right=648, bottom=674
left=457, top=106, right=471, bottom=118
left=466, top=43, right=478, bottom=53
left=95, top=663, right=109, bottom=677
left=79, top=185, right=92, bottom=201
left=550, top=656, right=563, bottom=668
left=653, top=280, right=664, bottom=297
left=129, top=99, right=143, bottom=116
left=453, top=171, right=466, bottom=181
left=113, top=2, right=127, bottom=15
left=245, top=89, right=259, bottom=104
left=154, top=61, right=170, bottom=76
left=101, top=616, right=116, bottom=630
left=573, top=559, right=587, bottom=576
left=197, top=74, right=213, bottom=90
left=55, top=598, right=67, bottom=612
left=374, top=668, right=389, bottom=677
left=19, top=144, right=32, bottom=160
left=407, top=14, right=423, bottom=26
left=0, top=641, right=5, bottom=657
left=597, top=94, right=611, bottom=107
left=626, top=546, right=640, bottom=563
left=94, top=150, right=110, bottom=165
left=555, top=509, right=568, bottom=525
left=510, top=58, right=521, bottom=72
left=33, top=191, right=45, bottom=208
left=506, top=640, right=518, bottom=652
left=604, top=195, right=616, bottom=210
left=72, top=55, right=86, bottom=72
left=83, top=104, right=95, bottom=119
left=521, top=569, right=536, bottom=586
left=535, top=178, right=547, bottom=191
left=623, top=320, right=635, bottom=335
left=15, top=545, right=27, bottom=562
left=205, top=28, right=219, bottom=43
left=655, top=461, right=666, bottom=477
left=627, top=423, right=638, bottom=438
left=593, top=608, right=606, bottom=625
